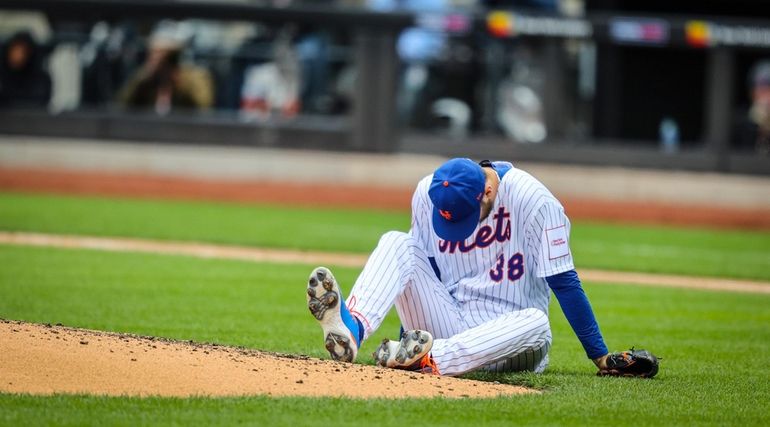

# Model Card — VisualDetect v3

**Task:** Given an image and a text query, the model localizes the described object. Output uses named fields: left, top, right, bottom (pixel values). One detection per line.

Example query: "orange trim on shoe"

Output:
left=419, top=354, right=440, bottom=375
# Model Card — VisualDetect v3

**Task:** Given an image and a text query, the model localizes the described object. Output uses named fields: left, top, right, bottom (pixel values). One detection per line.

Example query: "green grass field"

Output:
left=2, top=192, right=769, bottom=280
left=1, top=191, right=769, bottom=426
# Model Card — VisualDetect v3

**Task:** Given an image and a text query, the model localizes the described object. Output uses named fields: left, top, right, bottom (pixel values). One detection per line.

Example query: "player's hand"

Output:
left=592, top=354, right=609, bottom=370
left=596, top=348, right=660, bottom=378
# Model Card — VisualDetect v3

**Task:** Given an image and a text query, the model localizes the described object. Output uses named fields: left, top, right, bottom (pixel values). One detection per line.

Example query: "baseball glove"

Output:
left=597, top=348, right=659, bottom=378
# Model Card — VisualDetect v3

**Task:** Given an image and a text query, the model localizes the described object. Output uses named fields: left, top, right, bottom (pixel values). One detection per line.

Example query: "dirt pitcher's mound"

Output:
left=0, top=320, right=534, bottom=399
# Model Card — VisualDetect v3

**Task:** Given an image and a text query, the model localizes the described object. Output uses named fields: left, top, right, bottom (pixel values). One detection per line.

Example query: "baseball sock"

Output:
left=340, top=298, right=364, bottom=346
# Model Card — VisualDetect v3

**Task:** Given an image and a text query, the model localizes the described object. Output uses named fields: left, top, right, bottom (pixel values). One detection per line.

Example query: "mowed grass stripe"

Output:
left=0, top=191, right=407, bottom=253
left=1, top=232, right=767, bottom=294
left=1, top=244, right=769, bottom=425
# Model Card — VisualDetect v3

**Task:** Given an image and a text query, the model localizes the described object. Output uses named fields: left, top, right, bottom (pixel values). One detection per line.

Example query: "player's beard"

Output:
left=479, top=197, right=495, bottom=222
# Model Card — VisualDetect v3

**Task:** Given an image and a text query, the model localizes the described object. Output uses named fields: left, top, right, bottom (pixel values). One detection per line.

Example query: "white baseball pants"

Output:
left=346, top=231, right=551, bottom=376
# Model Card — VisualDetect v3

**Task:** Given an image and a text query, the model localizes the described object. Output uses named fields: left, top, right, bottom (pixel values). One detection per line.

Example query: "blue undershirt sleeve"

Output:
left=546, top=269, right=608, bottom=360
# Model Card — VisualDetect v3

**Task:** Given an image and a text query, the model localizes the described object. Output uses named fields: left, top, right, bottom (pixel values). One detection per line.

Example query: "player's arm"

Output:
left=549, top=275, right=660, bottom=376
left=528, top=201, right=659, bottom=377
left=545, top=270, right=609, bottom=368
left=526, top=201, right=608, bottom=366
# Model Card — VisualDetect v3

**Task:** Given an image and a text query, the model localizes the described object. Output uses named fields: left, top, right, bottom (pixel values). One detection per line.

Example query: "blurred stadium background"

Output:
left=0, top=0, right=769, bottom=218
left=1, top=2, right=770, bottom=423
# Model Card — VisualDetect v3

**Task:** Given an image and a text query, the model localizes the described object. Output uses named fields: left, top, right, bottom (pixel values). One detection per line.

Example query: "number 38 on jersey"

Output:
left=490, top=252, right=524, bottom=282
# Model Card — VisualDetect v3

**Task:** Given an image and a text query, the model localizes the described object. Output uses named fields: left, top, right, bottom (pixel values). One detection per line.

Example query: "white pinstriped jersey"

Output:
left=410, top=165, right=575, bottom=318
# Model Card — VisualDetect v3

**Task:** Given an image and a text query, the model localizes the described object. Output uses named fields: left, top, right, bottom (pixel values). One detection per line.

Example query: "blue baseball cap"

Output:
left=428, top=158, right=485, bottom=242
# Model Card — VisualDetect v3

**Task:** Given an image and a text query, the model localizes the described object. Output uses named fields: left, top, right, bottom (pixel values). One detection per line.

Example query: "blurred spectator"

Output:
left=369, top=0, right=449, bottom=64
left=733, top=60, right=770, bottom=155
left=495, top=47, right=548, bottom=143
left=0, top=31, right=51, bottom=108
left=295, top=28, right=332, bottom=114
left=368, top=0, right=453, bottom=128
left=239, top=26, right=301, bottom=120
left=81, top=22, right=142, bottom=107
left=118, top=21, right=214, bottom=115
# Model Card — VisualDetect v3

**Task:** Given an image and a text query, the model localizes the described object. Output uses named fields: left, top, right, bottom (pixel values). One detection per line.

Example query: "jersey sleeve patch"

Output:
left=545, top=225, right=570, bottom=260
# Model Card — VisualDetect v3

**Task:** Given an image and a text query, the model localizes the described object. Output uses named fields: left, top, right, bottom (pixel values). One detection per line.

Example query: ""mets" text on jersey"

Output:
left=437, top=207, right=512, bottom=253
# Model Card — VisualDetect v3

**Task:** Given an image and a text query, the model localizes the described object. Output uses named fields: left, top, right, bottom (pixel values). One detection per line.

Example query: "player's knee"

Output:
left=521, top=308, right=549, bottom=332
left=521, top=307, right=546, bottom=318
left=379, top=231, right=413, bottom=249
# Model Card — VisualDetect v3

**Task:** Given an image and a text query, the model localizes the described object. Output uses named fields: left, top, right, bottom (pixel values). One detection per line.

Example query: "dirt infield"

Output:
left=1, top=167, right=770, bottom=229
left=0, top=320, right=533, bottom=398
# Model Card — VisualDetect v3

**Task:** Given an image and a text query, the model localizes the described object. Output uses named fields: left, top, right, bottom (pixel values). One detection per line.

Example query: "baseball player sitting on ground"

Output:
left=306, top=158, right=658, bottom=377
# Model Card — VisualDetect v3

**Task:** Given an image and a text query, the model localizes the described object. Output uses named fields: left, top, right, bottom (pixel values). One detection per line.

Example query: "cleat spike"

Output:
left=326, top=293, right=337, bottom=304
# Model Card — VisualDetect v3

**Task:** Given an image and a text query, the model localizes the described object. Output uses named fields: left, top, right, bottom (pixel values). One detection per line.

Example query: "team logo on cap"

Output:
left=439, top=210, right=453, bottom=220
